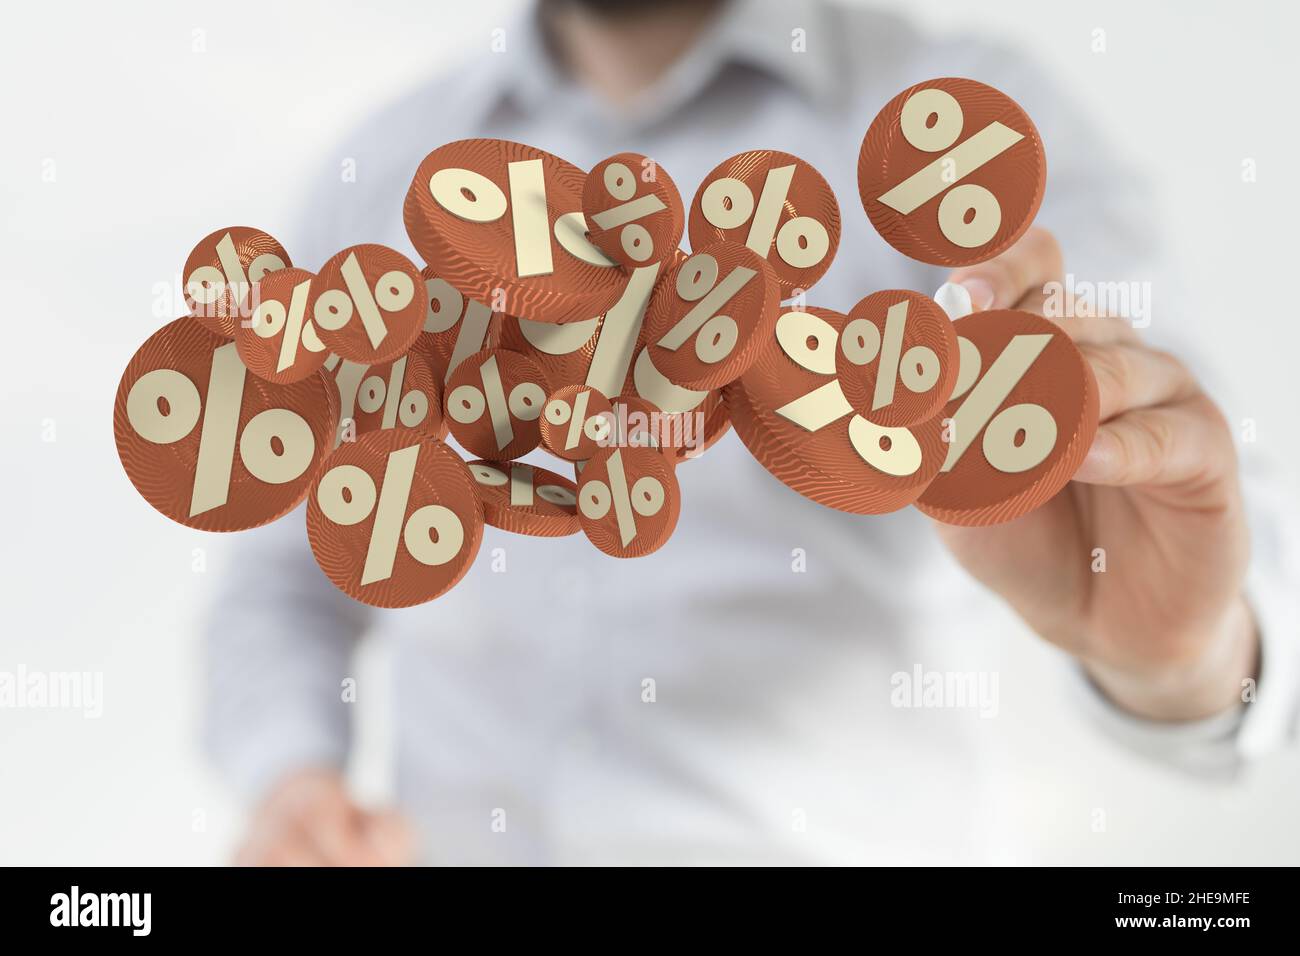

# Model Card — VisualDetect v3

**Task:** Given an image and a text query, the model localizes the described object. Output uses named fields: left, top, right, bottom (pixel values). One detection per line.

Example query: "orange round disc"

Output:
left=582, top=152, right=684, bottom=268
left=734, top=305, right=947, bottom=514
left=351, top=347, right=444, bottom=442
left=858, top=77, right=1047, bottom=267
left=310, top=245, right=424, bottom=365
left=183, top=226, right=291, bottom=338
left=404, top=139, right=627, bottom=324
left=726, top=374, right=944, bottom=515
left=688, top=150, right=841, bottom=300
left=836, top=290, right=958, bottom=427
left=443, top=348, right=549, bottom=460
left=306, top=432, right=483, bottom=608
left=466, top=460, right=580, bottom=537
left=916, top=309, right=1098, bottom=526
left=577, top=446, right=680, bottom=558
left=727, top=379, right=883, bottom=512
left=540, top=384, right=615, bottom=461
left=114, top=317, right=336, bottom=531
left=418, top=267, right=503, bottom=381
left=235, top=268, right=328, bottom=384
left=642, top=242, right=780, bottom=391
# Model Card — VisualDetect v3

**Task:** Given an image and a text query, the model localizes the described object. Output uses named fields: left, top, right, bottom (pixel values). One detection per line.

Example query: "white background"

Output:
left=1, top=0, right=1296, bottom=864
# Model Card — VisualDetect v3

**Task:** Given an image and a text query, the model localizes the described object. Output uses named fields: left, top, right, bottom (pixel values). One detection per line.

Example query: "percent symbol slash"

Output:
left=941, top=334, right=1056, bottom=473
left=877, top=122, right=1024, bottom=215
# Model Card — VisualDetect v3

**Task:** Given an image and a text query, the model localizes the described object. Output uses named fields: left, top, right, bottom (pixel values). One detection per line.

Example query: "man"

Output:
left=206, top=0, right=1297, bottom=865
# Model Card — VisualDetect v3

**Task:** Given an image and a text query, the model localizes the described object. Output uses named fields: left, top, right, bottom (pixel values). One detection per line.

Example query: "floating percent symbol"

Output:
left=690, top=150, right=841, bottom=299
left=858, top=79, right=1046, bottom=266
left=915, top=306, right=1098, bottom=526
left=540, top=384, right=615, bottom=461
left=236, top=268, right=328, bottom=384
left=311, top=245, right=424, bottom=365
left=353, top=349, right=443, bottom=440
left=468, top=461, right=581, bottom=537
left=183, top=226, right=290, bottom=337
left=644, top=242, right=779, bottom=391
left=726, top=306, right=947, bottom=514
left=582, top=152, right=684, bottom=268
left=444, top=349, right=548, bottom=460
left=577, top=446, right=680, bottom=557
left=405, top=140, right=626, bottom=323
left=307, top=432, right=483, bottom=607
left=114, top=318, right=334, bottom=531
left=942, top=336, right=1055, bottom=472
left=835, top=290, right=958, bottom=428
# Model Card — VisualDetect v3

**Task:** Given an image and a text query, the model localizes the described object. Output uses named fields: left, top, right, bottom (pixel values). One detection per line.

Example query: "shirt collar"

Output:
left=709, top=0, right=839, bottom=105
left=479, top=0, right=839, bottom=128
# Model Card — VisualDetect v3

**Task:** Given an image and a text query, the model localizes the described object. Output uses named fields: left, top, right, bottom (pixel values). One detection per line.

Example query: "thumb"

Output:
left=946, top=226, right=1063, bottom=311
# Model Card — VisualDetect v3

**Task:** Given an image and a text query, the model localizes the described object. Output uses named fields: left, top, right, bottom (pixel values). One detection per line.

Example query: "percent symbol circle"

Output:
left=183, top=226, right=291, bottom=338
left=468, top=460, right=581, bottom=537
left=540, top=384, right=615, bottom=462
left=689, top=150, right=841, bottom=300
left=577, top=445, right=681, bottom=558
left=405, top=139, right=627, bottom=324
left=235, top=267, right=327, bottom=384
left=311, top=245, right=425, bottom=365
left=916, top=309, right=1098, bottom=526
left=444, top=348, right=549, bottom=460
left=582, top=152, right=684, bottom=269
left=306, top=431, right=484, bottom=608
left=114, top=317, right=337, bottom=531
left=858, top=77, right=1047, bottom=266
left=836, top=289, right=959, bottom=428
left=642, top=241, right=780, bottom=391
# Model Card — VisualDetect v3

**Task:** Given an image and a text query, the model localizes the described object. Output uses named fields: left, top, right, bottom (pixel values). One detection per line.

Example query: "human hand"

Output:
left=936, top=228, right=1257, bottom=721
left=233, top=768, right=416, bottom=866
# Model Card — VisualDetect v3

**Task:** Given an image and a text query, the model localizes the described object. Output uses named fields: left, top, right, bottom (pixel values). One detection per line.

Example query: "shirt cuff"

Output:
left=1069, top=578, right=1299, bottom=777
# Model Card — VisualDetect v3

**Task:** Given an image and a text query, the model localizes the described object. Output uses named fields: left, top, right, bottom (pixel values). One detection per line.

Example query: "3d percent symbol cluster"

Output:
left=113, top=77, right=1099, bottom=608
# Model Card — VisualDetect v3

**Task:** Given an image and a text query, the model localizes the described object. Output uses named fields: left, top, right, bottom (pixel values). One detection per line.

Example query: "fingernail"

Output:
left=1073, top=431, right=1112, bottom=482
left=933, top=281, right=973, bottom=320
left=958, top=278, right=996, bottom=311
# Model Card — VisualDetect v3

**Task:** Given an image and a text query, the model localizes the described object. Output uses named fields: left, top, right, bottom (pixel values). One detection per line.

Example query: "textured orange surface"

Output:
left=306, top=433, right=483, bottom=608
left=115, top=318, right=336, bottom=531
left=858, top=77, right=1046, bottom=266
left=689, top=149, right=841, bottom=300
